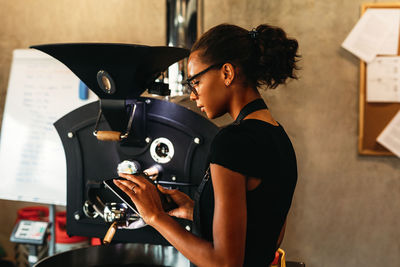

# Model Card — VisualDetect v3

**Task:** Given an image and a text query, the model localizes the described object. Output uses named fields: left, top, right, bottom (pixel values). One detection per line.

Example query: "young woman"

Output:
left=114, top=23, right=299, bottom=267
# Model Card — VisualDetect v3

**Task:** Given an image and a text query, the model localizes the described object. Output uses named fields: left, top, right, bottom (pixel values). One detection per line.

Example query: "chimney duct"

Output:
left=167, top=0, right=202, bottom=96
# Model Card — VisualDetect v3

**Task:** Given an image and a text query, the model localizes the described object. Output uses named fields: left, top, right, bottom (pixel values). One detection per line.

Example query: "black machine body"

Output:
left=31, top=43, right=219, bottom=245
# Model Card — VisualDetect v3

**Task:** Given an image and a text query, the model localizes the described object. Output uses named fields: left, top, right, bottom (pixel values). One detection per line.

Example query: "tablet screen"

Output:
left=103, top=178, right=141, bottom=216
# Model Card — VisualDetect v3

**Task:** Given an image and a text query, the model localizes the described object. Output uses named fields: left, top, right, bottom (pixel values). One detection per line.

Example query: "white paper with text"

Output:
left=0, top=49, right=97, bottom=205
left=342, top=8, right=400, bottom=62
left=367, top=56, right=400, bottom=102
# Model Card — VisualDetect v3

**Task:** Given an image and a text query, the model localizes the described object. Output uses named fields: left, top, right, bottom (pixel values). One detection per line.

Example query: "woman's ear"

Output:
left=222, top=63, right=235, bottom=86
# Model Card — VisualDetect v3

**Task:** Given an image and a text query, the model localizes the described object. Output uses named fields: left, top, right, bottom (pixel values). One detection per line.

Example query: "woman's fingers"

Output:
left=157, top=185, right=176, bottom=195
left=113, top=176, right=167, bottom=225
left=167, top=210, right=179, bottom=217
left=118, top=173, right=148, bottom=187
left=113, top=179, right=137, bottom=199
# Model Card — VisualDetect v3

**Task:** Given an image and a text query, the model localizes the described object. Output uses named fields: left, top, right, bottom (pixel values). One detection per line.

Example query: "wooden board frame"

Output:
left=358, top=3, right=400, bottom=156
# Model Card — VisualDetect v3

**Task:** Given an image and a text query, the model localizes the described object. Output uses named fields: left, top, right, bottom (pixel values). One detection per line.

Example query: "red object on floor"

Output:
left=91, top=238, right=102, bottom=246
left=55, top=211, right=88, bottom=244
left=17, top=206, right=49, bottom=222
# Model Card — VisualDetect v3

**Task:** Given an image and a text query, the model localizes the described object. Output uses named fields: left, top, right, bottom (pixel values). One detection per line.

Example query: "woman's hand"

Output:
left=157, top=185, right=194, bottom=221
left=114, top=173, right=165, bottom=226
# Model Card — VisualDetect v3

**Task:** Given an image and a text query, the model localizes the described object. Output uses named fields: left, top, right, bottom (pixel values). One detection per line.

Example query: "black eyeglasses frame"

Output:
left=183, top=63, right=224, bottom=96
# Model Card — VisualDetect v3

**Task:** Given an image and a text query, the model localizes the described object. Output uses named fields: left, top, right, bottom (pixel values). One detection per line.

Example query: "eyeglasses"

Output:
left=183, top=63, right=223, bottom=97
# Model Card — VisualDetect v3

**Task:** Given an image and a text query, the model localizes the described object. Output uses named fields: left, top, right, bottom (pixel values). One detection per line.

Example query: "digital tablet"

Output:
left=103, top=178, right=141, bottom=216
left=103, top=177, right=178, bottom=215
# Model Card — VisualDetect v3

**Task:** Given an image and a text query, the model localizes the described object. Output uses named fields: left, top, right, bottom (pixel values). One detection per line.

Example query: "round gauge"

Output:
left=96, top=70, right=116, bottom=94
left=150, top=137, right=174, bottom=164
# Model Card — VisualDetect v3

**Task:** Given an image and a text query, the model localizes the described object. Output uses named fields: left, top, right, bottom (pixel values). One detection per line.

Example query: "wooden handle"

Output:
left=96, top=131, right=121, bottom=141
left=103, top=221, right=118, bottom=244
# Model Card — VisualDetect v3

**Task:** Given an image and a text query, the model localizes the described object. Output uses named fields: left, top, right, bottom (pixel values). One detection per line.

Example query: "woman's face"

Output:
left=187, top=51, right=229, bottom=119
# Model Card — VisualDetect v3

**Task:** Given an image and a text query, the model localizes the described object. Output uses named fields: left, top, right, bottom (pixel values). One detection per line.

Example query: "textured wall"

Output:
left=0, top=0, right=399, bottom=267
left=201, top=1, right=400, bottom=267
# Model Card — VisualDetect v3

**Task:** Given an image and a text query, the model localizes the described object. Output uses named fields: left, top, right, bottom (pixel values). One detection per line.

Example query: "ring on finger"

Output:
left=131, top=184, right=136, bottom=191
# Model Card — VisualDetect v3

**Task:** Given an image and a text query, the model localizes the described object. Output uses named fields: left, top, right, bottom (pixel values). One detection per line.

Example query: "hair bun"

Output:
left=191, top=23, right=300, bottom=89
left=254, top=24, right=300, bottom=89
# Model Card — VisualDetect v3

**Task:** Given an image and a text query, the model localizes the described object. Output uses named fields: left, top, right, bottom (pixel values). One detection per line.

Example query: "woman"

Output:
left=114, top=23, right=299, bottom=267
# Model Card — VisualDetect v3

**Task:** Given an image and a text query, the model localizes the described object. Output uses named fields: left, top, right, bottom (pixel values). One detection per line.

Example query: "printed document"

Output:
left=0, top=49, right=97, bottom=205
left=367, top=56, right=400, bottom=102
left=342, top=8, right=400, bottom=62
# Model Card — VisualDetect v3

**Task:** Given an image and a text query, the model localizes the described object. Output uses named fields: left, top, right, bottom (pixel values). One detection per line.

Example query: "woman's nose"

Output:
left=189, top=91, right=197, bottom=101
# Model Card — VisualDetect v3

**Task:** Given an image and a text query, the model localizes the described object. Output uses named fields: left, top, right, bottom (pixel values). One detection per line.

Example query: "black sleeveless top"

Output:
left=192, top=119, right=297, bottom=266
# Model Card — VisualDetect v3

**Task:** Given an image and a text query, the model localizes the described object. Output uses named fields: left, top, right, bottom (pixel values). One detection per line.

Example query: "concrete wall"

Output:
left=0, top=1, right=399, bottom=267
left=203, top=1, right=400, bottom=267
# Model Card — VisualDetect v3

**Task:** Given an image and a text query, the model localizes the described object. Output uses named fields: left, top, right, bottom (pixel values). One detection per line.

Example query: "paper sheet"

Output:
left=367, top=56, right=400, bottom=102
left=377, top=110, right=400, bottom=158
left=373, top=9, right=400, bottom=55
left=342, top=8, right=400, bottom=62
left=0, top=49, right=97, bottom=205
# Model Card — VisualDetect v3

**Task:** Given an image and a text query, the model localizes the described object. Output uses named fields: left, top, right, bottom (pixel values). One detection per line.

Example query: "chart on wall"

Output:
left=0, top=49, right=98, bottom=205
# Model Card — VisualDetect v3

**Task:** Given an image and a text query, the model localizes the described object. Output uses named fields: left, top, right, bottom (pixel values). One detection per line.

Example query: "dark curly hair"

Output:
left=191, top=24, right=300, bottom=89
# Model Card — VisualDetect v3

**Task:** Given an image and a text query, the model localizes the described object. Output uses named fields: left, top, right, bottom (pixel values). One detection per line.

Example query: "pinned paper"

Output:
left=342, top=8, right=400, bottom=62
left=367, top=56, right=400, bottom=102
left=377, top=110, right=400, bottom=158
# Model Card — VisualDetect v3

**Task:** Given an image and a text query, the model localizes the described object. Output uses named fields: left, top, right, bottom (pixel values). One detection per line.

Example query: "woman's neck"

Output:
left=229, top=87, right=262, bottom=120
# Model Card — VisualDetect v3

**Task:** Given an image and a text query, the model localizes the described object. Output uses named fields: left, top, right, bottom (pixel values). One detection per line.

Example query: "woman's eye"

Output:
left=191, top=80, right=200, bottom=87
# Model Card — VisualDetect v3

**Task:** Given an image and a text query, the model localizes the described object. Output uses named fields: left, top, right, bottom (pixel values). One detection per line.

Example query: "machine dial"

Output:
left=150, top=137, right=175, bottom=164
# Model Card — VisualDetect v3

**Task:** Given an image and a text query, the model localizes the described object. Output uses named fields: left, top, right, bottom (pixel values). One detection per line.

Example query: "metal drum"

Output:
left=34, top=243, right=189, bottom=267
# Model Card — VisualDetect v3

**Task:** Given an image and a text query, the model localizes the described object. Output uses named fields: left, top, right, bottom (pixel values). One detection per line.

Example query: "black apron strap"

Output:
left=233, top=98, right=268, bottom=125
left=192, top=167, right=210, bottom=237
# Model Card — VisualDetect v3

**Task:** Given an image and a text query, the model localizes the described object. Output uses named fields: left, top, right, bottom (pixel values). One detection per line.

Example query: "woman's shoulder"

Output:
left=211, top=120, right=291, bottom=157
left=216, top=119, right=282, bottom=138
left=211, top=121, right=276, bottom=154
left=212, top=123, right=254, bottom=145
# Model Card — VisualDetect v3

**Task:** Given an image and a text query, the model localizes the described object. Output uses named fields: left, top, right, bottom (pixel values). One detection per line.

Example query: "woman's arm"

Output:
left=115, top=163, right=247, bottom=267
left=157, top=185, right=194, bottom=221
left=276, top=219, right=287, bottom=249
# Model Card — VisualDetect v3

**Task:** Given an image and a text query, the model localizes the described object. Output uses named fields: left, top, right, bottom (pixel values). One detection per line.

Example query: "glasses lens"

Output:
left=188, top=83, right=198, bottom=96
left=183, top=80, right=197, bottom=96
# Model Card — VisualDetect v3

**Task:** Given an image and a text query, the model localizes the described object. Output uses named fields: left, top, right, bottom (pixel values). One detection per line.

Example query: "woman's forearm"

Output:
left=150, top=213, right=226, bottom=267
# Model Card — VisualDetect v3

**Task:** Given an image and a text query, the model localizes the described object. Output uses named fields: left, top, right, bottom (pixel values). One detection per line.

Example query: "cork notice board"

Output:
left=359, top=3, right=400, bottom=156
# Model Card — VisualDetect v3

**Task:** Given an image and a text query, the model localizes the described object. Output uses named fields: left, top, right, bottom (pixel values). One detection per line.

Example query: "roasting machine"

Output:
left=30, top=43, right=219, bottom=266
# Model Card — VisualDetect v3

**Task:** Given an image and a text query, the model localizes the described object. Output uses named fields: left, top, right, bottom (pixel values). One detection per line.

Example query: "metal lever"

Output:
left=103, top=221, right=118, bottom=244
left=93, top=104, right=137, bottom=141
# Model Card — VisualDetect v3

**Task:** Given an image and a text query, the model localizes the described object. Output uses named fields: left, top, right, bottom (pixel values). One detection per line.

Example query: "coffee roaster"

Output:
left=31, top=43, right=218, bottom=248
